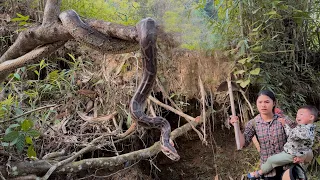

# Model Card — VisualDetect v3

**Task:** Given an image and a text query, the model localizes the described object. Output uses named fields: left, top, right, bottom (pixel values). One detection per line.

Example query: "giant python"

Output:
left=60, top=10, right=180, bottom=161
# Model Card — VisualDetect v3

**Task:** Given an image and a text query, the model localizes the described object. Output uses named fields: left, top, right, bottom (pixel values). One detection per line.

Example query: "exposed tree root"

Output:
left=0, top=120, right=200, bottom=178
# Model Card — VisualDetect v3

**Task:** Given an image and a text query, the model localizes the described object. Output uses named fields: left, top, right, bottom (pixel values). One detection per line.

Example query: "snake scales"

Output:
left=61, top=10, right=179, bottom=160
left=59, top=10, right=139, bottom=54
left=129, top=18, right=180, bottom=161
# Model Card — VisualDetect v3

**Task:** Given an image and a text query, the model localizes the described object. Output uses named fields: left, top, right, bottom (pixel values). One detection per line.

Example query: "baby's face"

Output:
left=296, top=108, right=314, bottom=125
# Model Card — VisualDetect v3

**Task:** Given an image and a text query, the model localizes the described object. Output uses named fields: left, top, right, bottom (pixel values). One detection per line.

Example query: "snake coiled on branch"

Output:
left=60, top=10, right=179, bottom=161
left=59, top=10, right=139, bottom=54
left=129, top=18, right=180, bottom=161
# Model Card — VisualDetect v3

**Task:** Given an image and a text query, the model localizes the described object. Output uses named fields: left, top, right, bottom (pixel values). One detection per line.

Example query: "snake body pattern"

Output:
left=60, top=10, right=179, bottom=161
left=59, top=10, right=139, bottom=54
left=130, top=18, right=180, bottom=161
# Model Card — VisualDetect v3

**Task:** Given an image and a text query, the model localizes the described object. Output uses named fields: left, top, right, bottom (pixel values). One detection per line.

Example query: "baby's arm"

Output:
left=284, top=124, right=292, bottom=136
left=289, top=125, right=312, bottom=141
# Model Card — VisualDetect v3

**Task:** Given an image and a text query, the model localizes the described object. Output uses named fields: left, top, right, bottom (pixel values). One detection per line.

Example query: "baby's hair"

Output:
left=300, top=105, right=319, bottom=121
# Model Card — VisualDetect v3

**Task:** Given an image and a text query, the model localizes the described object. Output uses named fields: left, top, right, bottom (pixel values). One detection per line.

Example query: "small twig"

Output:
left=109, top=136, right=119, bottom=156
left=238, top=89, right=254, bottom=116
left=7, top=175, right=38, bottom=180
left=1, top=104, right=59, bottom=123
left=0, top=150, right=19, bottom=161
left=148, top=96, right=195, bottom=121
left=148, top=96, right=204, bottom=141
left=117, top=122, right=136, bottom=138
left=209, top=90, right=215, bottom=132
left=156, top=78, right=183, bottom=112
left=112, top=116, right=119, bottom=130
left=147, top=99, right=157, bottom=117
left=41, top=135, right=103, bottom=180
left=0, top=170, right=6, bottom=180
left=42, top=149, right=66, bottom=160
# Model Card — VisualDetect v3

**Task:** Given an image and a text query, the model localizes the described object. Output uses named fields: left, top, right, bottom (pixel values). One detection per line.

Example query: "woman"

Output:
left=229, top=90, right=311, bottom=180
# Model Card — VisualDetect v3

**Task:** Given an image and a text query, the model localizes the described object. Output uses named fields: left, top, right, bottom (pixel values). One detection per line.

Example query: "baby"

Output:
left=248, top=105, right=317, bottom=179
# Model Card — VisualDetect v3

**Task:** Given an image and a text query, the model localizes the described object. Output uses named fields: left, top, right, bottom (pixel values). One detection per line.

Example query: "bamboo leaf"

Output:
left=250, top=68, right=261, bottom=75
left=251, top=46, right=262, bottom=52
left=34, top=70, right=39, bottom=77
left=252, top=8, right=261, bottom=14
left=13, top=73, right=21, bottom=80
left=240, top=79, right=250, bottom=88
left=252, top=24, right=263, bottom=32
left=265, top=10, right=277, bottom=16
left=233, top=70, right=246, bottom=75
left=316, top=157, right=320, bottom=165
left=238, top=58, right=247, bottom=64
left=126, top=113, right=132, bottom=127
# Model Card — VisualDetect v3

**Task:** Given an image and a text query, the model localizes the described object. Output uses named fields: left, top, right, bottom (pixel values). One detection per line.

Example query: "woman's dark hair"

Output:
left=257, top=90, right=276, bottom=113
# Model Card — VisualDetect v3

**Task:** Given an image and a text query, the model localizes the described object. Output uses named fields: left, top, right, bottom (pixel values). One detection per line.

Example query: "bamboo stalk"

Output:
left=227, top=80, right=241, bottom=150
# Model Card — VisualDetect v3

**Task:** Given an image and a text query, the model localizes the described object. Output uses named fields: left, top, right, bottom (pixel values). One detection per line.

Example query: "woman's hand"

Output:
left=278, top=118, right=286, bottom=127
left=229, top=116, right=239, bottom=127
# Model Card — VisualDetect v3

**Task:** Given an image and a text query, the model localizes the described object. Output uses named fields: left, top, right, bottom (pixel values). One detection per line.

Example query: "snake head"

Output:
left=161, top=144, right=180, bottom=161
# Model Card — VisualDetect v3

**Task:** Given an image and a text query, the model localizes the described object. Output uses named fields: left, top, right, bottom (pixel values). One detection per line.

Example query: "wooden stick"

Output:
left=198, top=76, right=207, bottom=145
left=1, top=104, right=59, bottom=123
left=227, top=80, right=241, bottom=150
left=148, top=96, right=204, bottom=142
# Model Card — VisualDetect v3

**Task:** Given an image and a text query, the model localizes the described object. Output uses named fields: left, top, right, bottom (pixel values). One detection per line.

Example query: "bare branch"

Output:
left=0, top=41, right=66, bottom=81
left=0, top=120, right=200, bottom=178
left=43, top=0, right=61, bottom=24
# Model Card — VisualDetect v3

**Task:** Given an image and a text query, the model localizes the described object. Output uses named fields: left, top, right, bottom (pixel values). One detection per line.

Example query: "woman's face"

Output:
left=256, top=94, right=275, bottom=115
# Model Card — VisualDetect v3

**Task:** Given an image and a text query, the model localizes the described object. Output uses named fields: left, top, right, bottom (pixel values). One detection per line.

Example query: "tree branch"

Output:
left=43, top=0, right=61, bottom=25
left=0, top=41, right=66, bottom=81
left=0, top=120, right=200, bottom=178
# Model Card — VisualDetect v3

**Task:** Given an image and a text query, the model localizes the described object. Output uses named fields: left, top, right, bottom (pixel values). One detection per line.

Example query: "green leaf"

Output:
left=252, top=24, right=263, bottom=32
left=21, top=119, right=33, bottom=132
left=34, top=70, right=39, bottom=77
left=27, top=145, right=37, bottom=158
left=25, top=136, right=33, bottom=144
left=250, top=68, right=261, bottom=75
left=236, top=80, right=243, bottom=84
left=316, top=157, right=320, bottom=165
left=8, top=124, right=20, bottom=129
left=251, top=46, right=262, bottom=52
left=1, top=142, right=10, bottom=147
left=47, top=70, right=59, bottom=82
left=240, top=79, right=251, bottom=88
left=126, top=113, right=132, bottom=128
left=13, top=73, right=21, bottom=80
left=68, top=53, right=76, bottom=62
left=27, top=130, right=40, bottom=138
left=10, top=138, right=18, bottom=146
left=16, top=134, right=25, bottom=153
left=39, top=59, right=47, bottom=69
left=265, top=10, right=277, bottom=16
left=252, top=8, right=261, bottom=14
left=3, top=131, right=19, bottom=142
left=238, top=58, right=248, bottom=64
left=233, top=70, right=246, bottom=75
